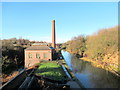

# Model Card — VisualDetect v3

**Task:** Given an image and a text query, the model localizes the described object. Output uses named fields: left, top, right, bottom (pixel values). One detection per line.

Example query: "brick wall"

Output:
left=25, top=49, right=52, bottom=67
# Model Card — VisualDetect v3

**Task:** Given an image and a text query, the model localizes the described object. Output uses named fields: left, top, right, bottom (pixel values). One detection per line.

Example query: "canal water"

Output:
left=61, top=50, right=119, bottom=88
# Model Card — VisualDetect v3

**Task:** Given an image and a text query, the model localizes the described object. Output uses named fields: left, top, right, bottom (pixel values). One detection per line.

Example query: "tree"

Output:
left=64, top=35, right=86, bottom=57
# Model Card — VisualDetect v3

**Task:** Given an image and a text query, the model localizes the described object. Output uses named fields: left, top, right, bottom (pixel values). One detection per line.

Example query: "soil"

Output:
left=2, top=71, right=19, bottom=85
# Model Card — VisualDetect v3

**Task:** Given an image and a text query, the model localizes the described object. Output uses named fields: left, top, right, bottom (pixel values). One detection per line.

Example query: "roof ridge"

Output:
left=25, top=45, right=53, bottom=50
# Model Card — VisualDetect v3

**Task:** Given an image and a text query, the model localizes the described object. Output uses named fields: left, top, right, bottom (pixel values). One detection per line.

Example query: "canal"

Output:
left=61, top=50, right=119, bottom=88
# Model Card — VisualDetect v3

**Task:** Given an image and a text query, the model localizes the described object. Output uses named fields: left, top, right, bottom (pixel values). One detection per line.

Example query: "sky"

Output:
left=2, top=2, right=118, bottom=43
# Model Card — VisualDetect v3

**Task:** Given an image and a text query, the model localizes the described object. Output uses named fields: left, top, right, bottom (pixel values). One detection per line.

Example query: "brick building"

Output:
left=25, top=20, right=56, bottom=67
left=25, top=43, right=55, bottom=67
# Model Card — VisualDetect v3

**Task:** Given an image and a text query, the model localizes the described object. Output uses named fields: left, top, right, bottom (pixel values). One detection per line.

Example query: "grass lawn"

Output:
left=35, top=61, right=67, bottom=82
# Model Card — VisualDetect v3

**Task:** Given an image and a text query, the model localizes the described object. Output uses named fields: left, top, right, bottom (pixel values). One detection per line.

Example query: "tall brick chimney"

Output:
left=52, top=20, right=56, bottom=48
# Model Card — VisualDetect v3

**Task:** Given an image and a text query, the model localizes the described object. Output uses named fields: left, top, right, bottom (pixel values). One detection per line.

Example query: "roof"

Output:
left=49, top=47, right=55, bottom=49
left=25, top=46, right=52, bottom=50
left=32, top=43, right=47, bottom=46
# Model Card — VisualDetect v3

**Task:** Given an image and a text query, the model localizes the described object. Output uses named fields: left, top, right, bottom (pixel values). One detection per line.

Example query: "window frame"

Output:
left=43, top=53, right=48, bottom=58
left=36, top=53, right=40, bottom=59
left=28, top=53, right=32, bottom=58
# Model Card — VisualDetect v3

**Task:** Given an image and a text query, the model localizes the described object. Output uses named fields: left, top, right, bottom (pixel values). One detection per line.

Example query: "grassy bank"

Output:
left=35, top=61, right=68, bottom=82
left=57, top=59, right=74, bottom=78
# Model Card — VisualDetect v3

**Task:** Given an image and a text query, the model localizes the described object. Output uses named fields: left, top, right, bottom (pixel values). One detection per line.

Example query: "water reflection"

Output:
left=61, top=50, right=73, bottom=70
left=62, top=50, right=119, bottom=88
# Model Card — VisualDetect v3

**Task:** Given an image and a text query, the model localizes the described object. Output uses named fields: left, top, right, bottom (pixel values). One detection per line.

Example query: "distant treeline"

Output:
left=1, top=38, right=48, bottom=74
left=62, top=26, right=118, bottom=71
left=1, top=38, right=30, bottom=74
left=1, top=38, right=63, bottom=75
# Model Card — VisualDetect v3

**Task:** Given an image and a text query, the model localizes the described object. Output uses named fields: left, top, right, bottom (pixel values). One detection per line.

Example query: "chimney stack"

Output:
left=52, top=20, right=56, bottom=48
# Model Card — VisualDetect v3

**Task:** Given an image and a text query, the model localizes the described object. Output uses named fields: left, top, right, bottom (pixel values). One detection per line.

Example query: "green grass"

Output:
left=35, top=61, right=67, bottom=82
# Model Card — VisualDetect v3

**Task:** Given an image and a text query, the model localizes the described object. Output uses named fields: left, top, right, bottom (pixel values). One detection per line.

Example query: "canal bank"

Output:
left=79, top=57, right=120, bottom=77
left=63, top=50, right=119, bottom=77
left=61, top=50, right=120, bottom=88
left=34, top=61, right=83, bottom=89
left=1, top=60, right=82, bottom=89
left=56, top=59, right=84, bottom=89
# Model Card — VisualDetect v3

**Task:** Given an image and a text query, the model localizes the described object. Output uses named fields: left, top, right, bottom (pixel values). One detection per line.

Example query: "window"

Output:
left=36, top=53, right=40, bottom=59
left=43, top=53, right=48, bottom=58
left=28, top=53, right=32, bottom=58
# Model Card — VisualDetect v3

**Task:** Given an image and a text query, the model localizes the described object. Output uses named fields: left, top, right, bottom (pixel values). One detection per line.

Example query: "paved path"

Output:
left=67, top=81, right=81, bottom=89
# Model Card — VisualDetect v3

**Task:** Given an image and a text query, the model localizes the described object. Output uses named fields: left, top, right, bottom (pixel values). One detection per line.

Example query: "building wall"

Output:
left=25, top=49, right=52, bottom=67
